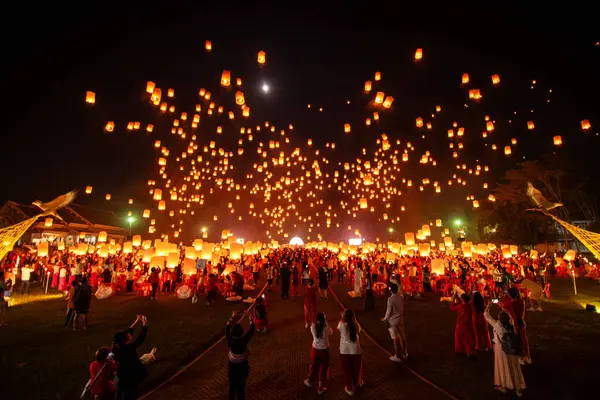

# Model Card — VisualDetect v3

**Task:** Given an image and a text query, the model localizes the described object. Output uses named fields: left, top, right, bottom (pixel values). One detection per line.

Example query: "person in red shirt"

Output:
left=206, top=273, right=218, bottom=306
left=149, top=268, right=160, bottom=300
left=449, top=293, right=475, bottom=356
left=89, top=346, right=117, bottom=400
left=304, top=279, right=317, bottom=328
left=472, top=291, right=492, bottom=351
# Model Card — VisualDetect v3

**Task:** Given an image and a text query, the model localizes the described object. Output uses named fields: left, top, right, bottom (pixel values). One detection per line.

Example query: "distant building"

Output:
left=0, top=201, right=128, bottom=247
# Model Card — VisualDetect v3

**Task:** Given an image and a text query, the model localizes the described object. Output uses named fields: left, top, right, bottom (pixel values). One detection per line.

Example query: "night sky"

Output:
left=1, top=4, right=598, bottom=240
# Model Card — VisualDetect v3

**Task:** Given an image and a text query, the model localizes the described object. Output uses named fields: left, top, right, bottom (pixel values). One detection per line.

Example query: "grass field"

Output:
left=330, top=277, right=600, bottom=400
left=1, top=284, right=258, bottom=400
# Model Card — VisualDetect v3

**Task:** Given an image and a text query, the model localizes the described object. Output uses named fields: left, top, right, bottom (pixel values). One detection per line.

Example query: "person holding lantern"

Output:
left=226, top=311, right=255, bottom=400
left=449, top=292, right=475, bottom=357
left=304, top=278, right=317, bottom=328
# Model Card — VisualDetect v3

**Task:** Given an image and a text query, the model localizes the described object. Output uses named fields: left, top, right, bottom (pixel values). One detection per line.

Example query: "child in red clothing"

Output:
left=89, top=346, right=117, bottom=400
left=254, top=295, right=269, bottom=332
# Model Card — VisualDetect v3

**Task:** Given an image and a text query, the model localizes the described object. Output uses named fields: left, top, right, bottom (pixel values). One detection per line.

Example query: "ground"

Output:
left=2, top=276, right=600, bottom=399
left=0, top=283, right=255, bottom=400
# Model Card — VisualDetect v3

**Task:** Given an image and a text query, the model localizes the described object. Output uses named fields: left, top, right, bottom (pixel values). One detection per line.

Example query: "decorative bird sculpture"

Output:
left=32, top=190, right=78, bottom=217
left=526, top=182, right=563, bottom=210
left=140, top=347, right=157, bottom=364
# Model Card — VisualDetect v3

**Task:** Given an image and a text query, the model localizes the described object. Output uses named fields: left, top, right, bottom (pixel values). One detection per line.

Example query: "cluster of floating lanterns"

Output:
left=81, top=43, right=594, bottom=244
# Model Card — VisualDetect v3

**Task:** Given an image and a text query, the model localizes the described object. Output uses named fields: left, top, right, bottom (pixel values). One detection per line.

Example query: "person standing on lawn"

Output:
left=484, top=303, right=526, bottom=397
left=73, top=277, right=92, bottom=330
left=226, top=311, right=255, bottom=400
left=304, top=311, right=332, bottom=395
left=112, top=315, right=149, bottom=400
left=449, top=293, right=475, bottom=357
left=382, top=283, right=407, bottom=361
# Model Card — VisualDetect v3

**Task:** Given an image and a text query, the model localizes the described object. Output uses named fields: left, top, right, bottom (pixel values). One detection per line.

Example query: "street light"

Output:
left=127, top=216, right=135, bottom=236
left=454, top=219, right=462, bottom=227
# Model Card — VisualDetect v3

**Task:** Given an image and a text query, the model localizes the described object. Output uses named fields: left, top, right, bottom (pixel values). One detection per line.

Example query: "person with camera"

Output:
left=226, top=311, right=255, bottom=400
left=112, top=315, right=149, bottom=400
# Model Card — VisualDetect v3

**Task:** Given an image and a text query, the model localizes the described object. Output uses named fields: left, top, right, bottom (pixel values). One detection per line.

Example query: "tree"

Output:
left=481, top=160, right=599, bottom=246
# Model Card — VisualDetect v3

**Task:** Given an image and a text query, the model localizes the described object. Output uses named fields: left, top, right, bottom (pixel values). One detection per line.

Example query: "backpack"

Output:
left=500, top=328, right=523, bottom=356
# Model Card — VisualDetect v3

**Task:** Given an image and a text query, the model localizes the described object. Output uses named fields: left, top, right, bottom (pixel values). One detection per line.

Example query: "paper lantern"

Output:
left=404, top=232, right=415, bottom=246
left=504, top=146, right=512, bottom=155
left=37, top=242, right=49, bottom=257
left=431, top=258, right=444, bottom=275
left=193, top=239, right=203, bottom=251
left=205, top=40, right=212, bottom=51
left=416, top=117, right=424, bottom=128
left=98, top=231, right=107, bottom=243
left=435, top=219, right=442, bottom=227
left=375, top=92, right=385, bottom=104
left=418, top=243, right=430, bottom=257
left=158, top=201, right=166, bottom=210
left=344, top=123, right=351, bottom=133
left=530, top=249, right=538, bottom=259
left=461, top=73, right=469, bottom=84
left=564, top=249, right=577, bottom=261
left=359, top=198, right=368, bottom=209
left=443, top=236, right=453, bottom=248
left=149, top=256, right=165, bottom=269
left=44, top=218, right=53, bottom=228
left=105, top=194, right=111, bottom=200
left=166, top=253, right=179, bottom=268
left=221, top=70, right=231, bottom=87
left=142, top=248, right=155, bottom=263
left=257, top=50, right=266, bottom=64
left=527, top=121, right=535, bottom=130
left=85, top=91, right=96, bottom=104
left=146, top=81, right=155, bottom=93
left=132, top=235, right=142, bottom=247
left=230, top=243, right=243, bottom=260
left=486, top=121, right=494, bottom=131
left=502, top=248, right=512, bottom=258
left=123, top=242, right=133, bottom=254
left=414, top=48, right=423, bottom=60
left=553, top=135, right=562, bottom=146
left=182, top=258, right=196, bottom=275
left=491, top=74, right=500, bottom=85
left=85, top=186, right=93, bottom=194
left=463, top=246, right=472, bottom=258
left=580, top=119, right=591, bottom=130
left=98, top=245, right=109, bottom=258
left=364, top=80, right=372, bottom=92
left=382, top=96, right=394, bottom=108
left=422, top=224, right=431, bottom=237
left=185, top=247, right=196, bottom=259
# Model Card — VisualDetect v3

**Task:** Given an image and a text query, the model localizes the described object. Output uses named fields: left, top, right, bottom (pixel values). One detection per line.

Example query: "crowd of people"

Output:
left=1, top=242, right=597, bottom=399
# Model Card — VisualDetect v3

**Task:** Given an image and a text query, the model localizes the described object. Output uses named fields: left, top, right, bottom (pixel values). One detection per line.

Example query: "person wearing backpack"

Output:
left=484, top=302, right=525, bottom=397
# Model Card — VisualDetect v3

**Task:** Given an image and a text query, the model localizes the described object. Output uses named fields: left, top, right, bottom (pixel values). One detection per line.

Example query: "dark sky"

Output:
left=1, top=3, right=598, bottom=239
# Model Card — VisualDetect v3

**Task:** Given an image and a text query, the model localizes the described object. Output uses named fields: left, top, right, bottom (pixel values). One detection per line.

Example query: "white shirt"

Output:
left=310, top=323, right=331, bottom=349
left=21, top=267, right=33, bottom=281
left=484, top=309, right=509, bottom=344
left=337, top=321, right=361, bottom=354
left=384, top=293, right=405, bottom=327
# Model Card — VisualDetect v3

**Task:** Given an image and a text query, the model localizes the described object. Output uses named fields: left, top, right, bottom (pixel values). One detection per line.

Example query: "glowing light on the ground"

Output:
left=348, top=238, right=362, bottom=246
left=289, top=236, right=304, bottom=246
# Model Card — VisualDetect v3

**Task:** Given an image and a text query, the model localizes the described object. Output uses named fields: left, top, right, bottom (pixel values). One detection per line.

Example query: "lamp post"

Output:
left=127, top=216, right=135, bottom=237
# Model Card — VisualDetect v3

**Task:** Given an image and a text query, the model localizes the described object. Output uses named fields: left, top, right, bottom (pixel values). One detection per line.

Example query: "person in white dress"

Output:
left=484, top=303, right=526, bottom=397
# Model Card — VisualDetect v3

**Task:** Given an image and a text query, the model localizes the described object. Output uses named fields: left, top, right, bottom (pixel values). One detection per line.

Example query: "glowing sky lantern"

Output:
left=414, top=48, right=423, bottom=61
left=257, top=50, right=266, bottom=64
left=85, top=91, right=96, bottom=104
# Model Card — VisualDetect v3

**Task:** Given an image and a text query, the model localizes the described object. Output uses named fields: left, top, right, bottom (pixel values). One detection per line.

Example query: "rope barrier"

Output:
left=138, top=282, right=269, bottom=399
left=327, top=285, right=461, bottom=400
